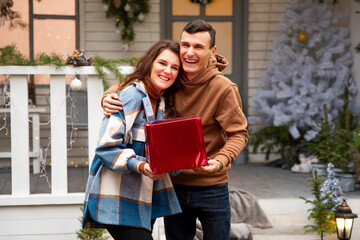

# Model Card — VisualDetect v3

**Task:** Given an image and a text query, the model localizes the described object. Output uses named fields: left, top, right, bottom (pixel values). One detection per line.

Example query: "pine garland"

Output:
left=0, top=44, right=137, bottom=91
left=92, top=56, right=137, bottom=90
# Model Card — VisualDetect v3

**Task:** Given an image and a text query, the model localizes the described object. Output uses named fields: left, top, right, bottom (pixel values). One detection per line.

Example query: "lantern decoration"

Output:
left=70, top=77, right=82, bottom=91
left=297, top=30, right=309, bottom=44
left=335, top=199, right=357, bottom=240
left=66, top=50, right=94, bottom=66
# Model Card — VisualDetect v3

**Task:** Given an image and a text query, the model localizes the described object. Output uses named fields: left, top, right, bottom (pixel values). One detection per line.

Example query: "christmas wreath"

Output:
left=0, top=0, right=26, bottom=28
left=102, top=0, right=150, bottom=48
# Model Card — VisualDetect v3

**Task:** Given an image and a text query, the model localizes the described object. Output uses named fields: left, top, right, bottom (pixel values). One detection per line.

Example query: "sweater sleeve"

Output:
left=96, top=95, right=145, bottom=173
left=214, top=85, right=249, bottom=166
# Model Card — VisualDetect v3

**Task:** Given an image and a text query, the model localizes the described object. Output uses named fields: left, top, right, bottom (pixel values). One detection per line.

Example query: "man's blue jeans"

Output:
left=164, top=183, right=231, bottom=240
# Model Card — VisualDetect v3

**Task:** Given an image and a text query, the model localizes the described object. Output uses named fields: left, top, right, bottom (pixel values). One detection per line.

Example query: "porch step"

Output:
left=252, top=225, right=337, bottom=240
left=258, top=198, right=312, bottom=226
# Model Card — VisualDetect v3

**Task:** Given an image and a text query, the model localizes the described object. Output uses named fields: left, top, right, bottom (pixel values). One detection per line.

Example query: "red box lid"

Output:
left=144, top=116, right=208, bottom=174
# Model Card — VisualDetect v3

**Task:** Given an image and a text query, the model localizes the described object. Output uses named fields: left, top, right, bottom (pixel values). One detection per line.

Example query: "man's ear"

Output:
left=211, top=46, right=216, bottom=56
left=209, top=46, right=216, bottom=60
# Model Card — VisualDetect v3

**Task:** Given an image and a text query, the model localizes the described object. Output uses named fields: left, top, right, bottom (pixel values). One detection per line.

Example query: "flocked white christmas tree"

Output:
left=320, top=163, right=343, bottom=211
left=250, top=0, right=358, bottom=141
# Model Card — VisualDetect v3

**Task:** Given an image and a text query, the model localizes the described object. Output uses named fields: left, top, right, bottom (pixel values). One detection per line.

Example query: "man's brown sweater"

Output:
left=102, top=55, right=248, bottom=186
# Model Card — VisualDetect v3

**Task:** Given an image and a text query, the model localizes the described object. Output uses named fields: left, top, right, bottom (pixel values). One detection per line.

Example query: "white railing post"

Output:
left=10, top=75, right=30, bottom=196
left=86, top=75, right=104, bottom=169
left=50, top=75, right=68, bottom=195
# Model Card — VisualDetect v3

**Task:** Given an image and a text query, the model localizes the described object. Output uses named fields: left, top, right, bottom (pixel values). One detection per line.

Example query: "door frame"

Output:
left=160, top=0, right=249, bottom=115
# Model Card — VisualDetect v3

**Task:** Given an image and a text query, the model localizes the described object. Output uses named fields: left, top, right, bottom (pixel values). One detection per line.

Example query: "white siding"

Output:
left=83, top=0, right=160, bottom=75
left=350, top=1, right=360, bottom=102
left=0, top=205, right=82, bottom=240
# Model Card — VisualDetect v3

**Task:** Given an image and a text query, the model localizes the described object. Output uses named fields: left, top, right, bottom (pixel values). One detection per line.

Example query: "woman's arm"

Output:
left=95, top=109, right=139, bottom=173
left=96, top=99, right=166, bottom=180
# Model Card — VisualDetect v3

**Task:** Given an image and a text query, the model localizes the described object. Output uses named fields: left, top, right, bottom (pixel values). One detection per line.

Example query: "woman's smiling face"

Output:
left=149, top=49, right=180, bottom=92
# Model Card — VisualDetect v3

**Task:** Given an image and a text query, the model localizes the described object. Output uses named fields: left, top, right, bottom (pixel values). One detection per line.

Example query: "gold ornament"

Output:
left=297, top=30, right=308, bottom=44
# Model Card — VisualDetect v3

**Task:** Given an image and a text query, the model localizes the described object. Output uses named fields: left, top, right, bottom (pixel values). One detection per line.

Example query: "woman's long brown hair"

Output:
left=116, top=39, right=182, bottom=118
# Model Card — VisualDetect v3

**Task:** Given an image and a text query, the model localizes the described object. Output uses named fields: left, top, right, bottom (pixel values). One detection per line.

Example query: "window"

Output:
left=0, top=0, right=79, bottom=84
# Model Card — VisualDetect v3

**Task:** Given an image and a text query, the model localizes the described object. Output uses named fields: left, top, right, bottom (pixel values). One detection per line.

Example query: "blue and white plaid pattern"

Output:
left=83, top=82, right=181, bottom=231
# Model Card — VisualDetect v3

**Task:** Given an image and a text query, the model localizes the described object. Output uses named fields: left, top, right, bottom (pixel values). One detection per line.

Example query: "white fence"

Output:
left=0, top=66, right=134, bottom=239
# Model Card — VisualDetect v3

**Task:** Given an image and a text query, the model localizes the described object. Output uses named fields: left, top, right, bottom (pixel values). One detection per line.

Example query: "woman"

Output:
left=82, top=40, right=182, bottom=240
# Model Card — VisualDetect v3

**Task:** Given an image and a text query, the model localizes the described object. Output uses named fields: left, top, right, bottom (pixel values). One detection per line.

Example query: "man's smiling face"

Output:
left=180, top=31, right=216, bottom=80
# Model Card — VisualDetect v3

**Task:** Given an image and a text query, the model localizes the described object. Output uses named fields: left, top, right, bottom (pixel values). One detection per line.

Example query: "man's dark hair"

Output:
left=183, top=19, right=216, bottom=49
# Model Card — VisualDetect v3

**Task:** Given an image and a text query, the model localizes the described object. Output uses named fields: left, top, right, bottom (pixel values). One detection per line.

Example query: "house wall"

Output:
left=82, top=0, right=160, bottom=65
left=350, top=1, right=360, bottom=102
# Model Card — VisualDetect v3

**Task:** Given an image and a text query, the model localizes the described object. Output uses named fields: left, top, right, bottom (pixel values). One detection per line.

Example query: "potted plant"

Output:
left=333, top=127, right=360, bottom=192
left=306, top=104, right=336, bottom=178
left=330, top=84, right=358, bottom=192
left=250, top=124, right=303, bottom=169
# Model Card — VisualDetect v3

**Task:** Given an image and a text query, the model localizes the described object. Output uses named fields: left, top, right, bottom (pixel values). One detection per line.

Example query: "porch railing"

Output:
left=0, top=66, right=133, bottom=206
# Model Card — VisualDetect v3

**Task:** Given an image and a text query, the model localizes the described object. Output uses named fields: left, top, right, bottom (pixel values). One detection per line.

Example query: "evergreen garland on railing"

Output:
left=0, top=44, right=137, bottom=90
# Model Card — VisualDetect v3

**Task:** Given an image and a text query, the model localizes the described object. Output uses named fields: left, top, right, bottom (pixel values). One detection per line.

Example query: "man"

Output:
left=102, top=19, right=248, bottom=240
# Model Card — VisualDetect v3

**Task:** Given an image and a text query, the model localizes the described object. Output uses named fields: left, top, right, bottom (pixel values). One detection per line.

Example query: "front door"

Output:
left=160, top=0, right=248, bottom=112
left=160, top=0, right=249, bottom=163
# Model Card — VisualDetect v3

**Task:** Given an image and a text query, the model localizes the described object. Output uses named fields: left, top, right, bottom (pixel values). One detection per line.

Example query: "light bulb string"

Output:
left=0, top=81, right=80, bottom=190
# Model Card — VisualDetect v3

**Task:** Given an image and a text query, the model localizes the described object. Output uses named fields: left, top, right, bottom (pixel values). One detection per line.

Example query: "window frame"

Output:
left=28, top=0, right=80, bottom=60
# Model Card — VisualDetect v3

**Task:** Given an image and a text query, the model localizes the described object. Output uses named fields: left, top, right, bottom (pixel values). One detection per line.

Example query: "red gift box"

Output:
left=144, top=116, right=208, bottom=174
